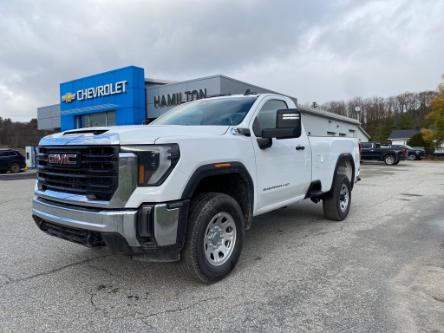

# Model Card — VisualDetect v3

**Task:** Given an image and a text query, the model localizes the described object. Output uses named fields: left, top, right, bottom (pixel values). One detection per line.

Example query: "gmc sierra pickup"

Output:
left=33, top=93, right=360, bottom=283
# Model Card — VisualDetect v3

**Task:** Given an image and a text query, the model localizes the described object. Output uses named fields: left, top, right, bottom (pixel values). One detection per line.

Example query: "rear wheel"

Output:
left=323, top=174, right=351, bottom=221
left=180, top=192, right=244, bottom=283
left=384, top=154, right=396, bottom=165
left=9, top=163, right=20, bottom=173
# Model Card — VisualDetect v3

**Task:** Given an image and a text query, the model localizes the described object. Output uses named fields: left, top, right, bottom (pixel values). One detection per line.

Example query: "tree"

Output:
left=425, top=75, right=444, bottom=147
left=408, top=131, right=433, bottom=153
left=398, top=113, right=415, bottom=129
left=0, top=117, right=56, bottom=148
left=321, top=90, right=436, bottom=141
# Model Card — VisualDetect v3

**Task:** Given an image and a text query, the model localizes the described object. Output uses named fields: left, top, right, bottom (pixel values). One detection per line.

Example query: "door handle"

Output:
left=296, top=145, right=305, bottom=151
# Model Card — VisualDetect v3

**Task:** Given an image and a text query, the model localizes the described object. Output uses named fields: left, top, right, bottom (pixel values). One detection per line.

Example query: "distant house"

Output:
left=388, top=129, right=420, bottom=145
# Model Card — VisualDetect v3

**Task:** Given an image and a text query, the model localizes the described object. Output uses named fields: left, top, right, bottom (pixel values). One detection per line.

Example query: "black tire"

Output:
left=9, top=163, right=20, bottom=173
left=393, top=160, right=400, bottom=165
left=323, top=174, right=351, bottom=221
left=383, top=154, right=396, bottom=165
left=180, top=192, right=245, bottom=283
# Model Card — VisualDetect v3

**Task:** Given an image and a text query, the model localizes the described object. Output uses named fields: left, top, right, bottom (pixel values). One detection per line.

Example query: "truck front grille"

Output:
left=37, top=146, right=119, bottom=201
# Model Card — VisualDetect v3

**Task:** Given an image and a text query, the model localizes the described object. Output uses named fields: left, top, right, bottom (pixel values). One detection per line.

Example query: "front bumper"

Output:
left=32, top=195, right=189, bottom=261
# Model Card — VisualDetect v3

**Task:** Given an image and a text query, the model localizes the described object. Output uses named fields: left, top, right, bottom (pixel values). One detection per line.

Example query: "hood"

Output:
left=39, top=125, right=229, bottom=146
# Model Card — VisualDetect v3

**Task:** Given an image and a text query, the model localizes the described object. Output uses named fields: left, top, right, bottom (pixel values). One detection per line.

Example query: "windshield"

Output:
left=151, top=97, right=257, bottom=126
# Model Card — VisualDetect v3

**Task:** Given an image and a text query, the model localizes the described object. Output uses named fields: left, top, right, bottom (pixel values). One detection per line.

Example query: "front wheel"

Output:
left=180, top=192, right=244, bottom=283
left=384, top=154, right=396, bottom=165
left=323, top=175, right=351, bottom=221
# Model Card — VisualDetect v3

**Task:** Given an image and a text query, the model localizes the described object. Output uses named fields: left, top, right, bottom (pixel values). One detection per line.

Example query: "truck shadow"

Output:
left=38, top=200, right=342, bottom=318
left=77, top=199, right=329, bottom=285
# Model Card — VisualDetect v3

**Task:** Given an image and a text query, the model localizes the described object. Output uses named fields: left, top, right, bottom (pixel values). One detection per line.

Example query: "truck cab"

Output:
left=32, top=94, right=360, bottom=282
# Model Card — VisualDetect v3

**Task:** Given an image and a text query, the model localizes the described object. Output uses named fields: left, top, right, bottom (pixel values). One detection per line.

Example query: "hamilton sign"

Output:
left=61, top=80, right=128, bottom=103
left=154, top=89, right=207, bottom=108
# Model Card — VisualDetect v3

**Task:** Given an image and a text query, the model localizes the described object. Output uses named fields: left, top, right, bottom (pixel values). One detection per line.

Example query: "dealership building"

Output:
left=37, top=65, right=370, bottom=141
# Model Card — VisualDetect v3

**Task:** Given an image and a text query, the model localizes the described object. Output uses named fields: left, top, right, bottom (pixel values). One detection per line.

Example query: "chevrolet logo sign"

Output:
left=61, top=92, right=76, bottom=103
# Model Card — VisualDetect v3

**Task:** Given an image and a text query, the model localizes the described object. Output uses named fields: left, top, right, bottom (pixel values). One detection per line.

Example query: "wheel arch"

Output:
left=331, top=153, right=356, bottom=191
left=181, top=162, right=254, bottom=229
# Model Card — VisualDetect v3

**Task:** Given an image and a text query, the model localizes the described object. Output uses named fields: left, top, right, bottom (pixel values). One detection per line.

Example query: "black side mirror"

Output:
left=262, top=109, right=302, bottom=139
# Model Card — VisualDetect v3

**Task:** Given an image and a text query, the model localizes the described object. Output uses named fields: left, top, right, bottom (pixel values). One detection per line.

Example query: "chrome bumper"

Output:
left=32, top=195, right=187, bottom=251
left=32, top=195, right=141, bottom=247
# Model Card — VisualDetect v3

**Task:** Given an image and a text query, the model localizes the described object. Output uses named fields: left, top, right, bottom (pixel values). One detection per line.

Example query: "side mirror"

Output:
left=262, top=109, right=302, bottom=139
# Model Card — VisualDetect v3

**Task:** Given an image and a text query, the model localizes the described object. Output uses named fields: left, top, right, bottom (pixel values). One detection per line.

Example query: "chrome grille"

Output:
left=38, top=146, right=119, bottom=201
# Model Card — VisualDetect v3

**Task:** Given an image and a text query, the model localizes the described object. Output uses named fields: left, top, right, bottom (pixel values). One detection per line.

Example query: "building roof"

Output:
left=388, top=129, right=419, bottom=140
left=145, top=78, right=175, bottom=85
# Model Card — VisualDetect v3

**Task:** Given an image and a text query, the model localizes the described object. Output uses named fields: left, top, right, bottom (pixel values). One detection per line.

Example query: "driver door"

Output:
left=251, top=99, right=311, bottom=211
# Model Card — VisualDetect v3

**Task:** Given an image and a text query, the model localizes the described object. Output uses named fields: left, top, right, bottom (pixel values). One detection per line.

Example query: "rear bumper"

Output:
left=32, top=196, right=189, bottom=261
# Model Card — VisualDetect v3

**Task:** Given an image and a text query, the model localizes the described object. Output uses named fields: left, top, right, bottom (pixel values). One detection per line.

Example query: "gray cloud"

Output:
left=0, top=0, right=443, bottom=121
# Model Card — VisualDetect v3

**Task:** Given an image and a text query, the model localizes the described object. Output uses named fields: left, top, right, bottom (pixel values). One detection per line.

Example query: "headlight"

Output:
left=121, top=144, right=180, bottom=186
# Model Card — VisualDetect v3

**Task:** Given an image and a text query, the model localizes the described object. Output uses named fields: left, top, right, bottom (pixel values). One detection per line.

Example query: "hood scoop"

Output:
left=63, top=129, right=109, bottom=136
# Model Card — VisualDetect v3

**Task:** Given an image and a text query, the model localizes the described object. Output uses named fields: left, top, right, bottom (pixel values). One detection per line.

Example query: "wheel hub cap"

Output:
left=339, top=184, right=349, bottom=212
left=204, top=212, right=237, bottom=266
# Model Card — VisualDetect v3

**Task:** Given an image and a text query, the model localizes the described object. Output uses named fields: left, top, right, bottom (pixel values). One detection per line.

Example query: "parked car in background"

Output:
left=433, top=148, right=444, bottom=158
left=0, top=149, right=26, bottom=173
left=390, top=145, right=425, bottom=160
left=360, top=142, right=402, bottom=165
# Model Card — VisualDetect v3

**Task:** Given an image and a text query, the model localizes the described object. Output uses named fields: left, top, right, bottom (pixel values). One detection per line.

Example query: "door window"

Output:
left=253, top=100, right=288, bottom=137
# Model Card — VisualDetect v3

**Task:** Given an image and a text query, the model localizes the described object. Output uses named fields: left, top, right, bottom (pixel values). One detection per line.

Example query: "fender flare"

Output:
left=331, top=153, right=356, bottom=191
left=181, top=161, right=255, bottom=226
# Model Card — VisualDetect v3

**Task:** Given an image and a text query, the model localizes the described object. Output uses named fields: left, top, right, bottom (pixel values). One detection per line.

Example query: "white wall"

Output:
left=301, top=112, right=368, bottom=141
left=391, top=139, right=408, bottom=145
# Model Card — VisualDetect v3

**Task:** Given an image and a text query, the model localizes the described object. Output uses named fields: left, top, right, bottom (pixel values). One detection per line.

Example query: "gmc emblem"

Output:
left=48, top=153, right=78, bottom=166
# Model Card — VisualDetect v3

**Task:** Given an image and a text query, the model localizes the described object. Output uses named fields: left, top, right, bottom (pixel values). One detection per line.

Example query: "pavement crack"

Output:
left=432, top=296, right=444, bottom=303
left=1, top=254, right=112, bottom=287
left=0, top=199, right=16, bottom=206
left=140, top=296, right=222, bottom=321
left=86, top=263, right=115, bottom=276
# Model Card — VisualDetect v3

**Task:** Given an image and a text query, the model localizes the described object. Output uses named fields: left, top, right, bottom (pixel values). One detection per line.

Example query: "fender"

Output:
left=330, top=153, right=356, bottom=191
left=181, top=161, right=255, bottom=227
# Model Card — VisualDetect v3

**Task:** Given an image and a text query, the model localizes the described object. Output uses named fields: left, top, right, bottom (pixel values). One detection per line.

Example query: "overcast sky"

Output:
left=0, top=0, right=443, bottom=121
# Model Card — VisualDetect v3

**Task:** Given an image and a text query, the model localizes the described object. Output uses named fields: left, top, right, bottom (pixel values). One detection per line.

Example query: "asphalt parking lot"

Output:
left=1, top=161, right=443, bottom=332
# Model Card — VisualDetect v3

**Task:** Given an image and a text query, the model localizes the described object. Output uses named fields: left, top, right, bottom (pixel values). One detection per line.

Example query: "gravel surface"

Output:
left=0, top=161, right=443, bottom=332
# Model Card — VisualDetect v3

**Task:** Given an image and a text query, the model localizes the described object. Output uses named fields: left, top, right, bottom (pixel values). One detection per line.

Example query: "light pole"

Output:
left=354, top=106, right=361, bottom=121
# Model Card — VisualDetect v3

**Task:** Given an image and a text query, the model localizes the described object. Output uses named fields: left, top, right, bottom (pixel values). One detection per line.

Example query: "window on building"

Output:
left=327, top=131, right=336, bottom=136
left=107, top=111, right=116, bottom=126
left=77, top=111, right=116, bottom=128
left=339, top=133, right=346, bottom=137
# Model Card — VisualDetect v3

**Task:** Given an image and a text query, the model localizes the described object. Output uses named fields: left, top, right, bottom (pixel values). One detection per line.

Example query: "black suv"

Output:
left=0, top=149, right=26, bottom=173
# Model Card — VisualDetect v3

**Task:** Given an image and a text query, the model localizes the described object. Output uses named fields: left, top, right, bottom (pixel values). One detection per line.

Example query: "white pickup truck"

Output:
left=33, top=93, right=360, bottom=283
